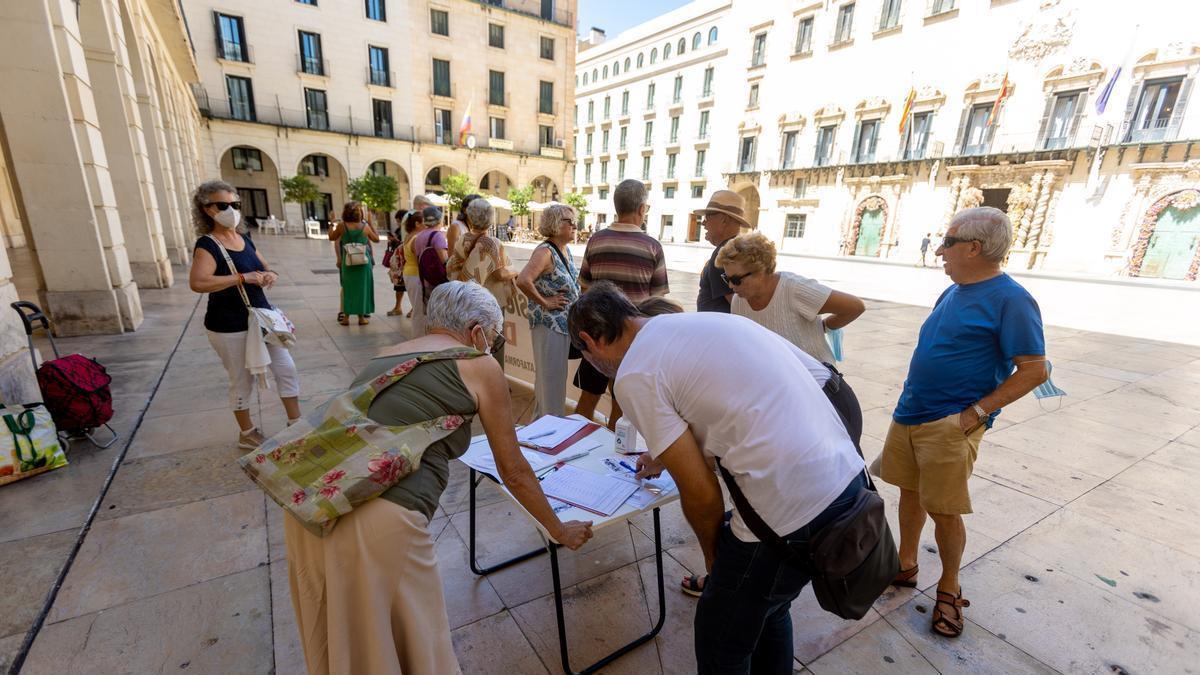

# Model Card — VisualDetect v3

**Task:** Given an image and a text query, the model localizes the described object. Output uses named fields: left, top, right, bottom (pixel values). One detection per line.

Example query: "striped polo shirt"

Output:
left=579, top=227, right=670, bottom=302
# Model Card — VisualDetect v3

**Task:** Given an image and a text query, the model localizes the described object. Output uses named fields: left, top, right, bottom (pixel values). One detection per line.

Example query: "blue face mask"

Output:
left=1033, top=360, right=1066, bottom=409
left=825, top=327, right=844, bottom=362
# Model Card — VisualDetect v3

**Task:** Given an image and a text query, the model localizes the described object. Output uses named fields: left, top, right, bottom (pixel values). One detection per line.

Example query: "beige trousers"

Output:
left=283, top=499, right=461, bottom=675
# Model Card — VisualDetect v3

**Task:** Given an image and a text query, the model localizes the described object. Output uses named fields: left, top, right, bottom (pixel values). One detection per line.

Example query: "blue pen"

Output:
left=618, top=460, right=638, bottom=475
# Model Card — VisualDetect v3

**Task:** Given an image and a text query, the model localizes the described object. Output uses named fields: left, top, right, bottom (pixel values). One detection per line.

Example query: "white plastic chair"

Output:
left=261, top=215, right=283, bottom=235
left=305, top=219, right=323, bottom=239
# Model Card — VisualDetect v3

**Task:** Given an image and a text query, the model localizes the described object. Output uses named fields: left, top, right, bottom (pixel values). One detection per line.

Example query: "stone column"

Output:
left=0, top=0, right=142, bottom=335
left=943, top=175, right=963, bottom=229
left=0, top=146, right=40, bottom=403
left=953, top=174, right=972, bottom=212
left=1028, top=170, right=1054, bottom=250
left=80, top=0, right=172, bottom=288
left=155, top=68, right=195, bottom=264
left=1017, top=171, right=1043, bottom=248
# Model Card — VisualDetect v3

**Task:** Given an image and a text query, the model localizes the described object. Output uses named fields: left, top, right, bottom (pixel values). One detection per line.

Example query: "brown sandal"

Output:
left=931, top=589, right=970, bottom=638
left=358, top=316, right=370, bottom=325
left=892, top=564, right=919, bottom=588
left=337, top=312, right=348, bottom=326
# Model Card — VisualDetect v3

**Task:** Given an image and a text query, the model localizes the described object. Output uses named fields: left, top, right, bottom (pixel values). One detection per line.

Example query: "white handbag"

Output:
left=342, top=242, right=369, bottom=266
left=207, top=236, right=296, bottom=349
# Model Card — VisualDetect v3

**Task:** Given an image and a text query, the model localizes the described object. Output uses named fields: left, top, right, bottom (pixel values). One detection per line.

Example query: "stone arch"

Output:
left=530, top=175, right=560, bottom=203
left=219, top=144, right=283, bottom=227
left=362, top=158, right=410, bottom=218
left=479, top=169, right=514, bottom=196
left=1128, top=189, right=1200, bottom=280
left=731, top=182, right=760, bottom=229
left=296, top=152, right=347, bottom=226
left=847, top=195, right=889, bottom=257
left=424, top=164, right=458, bottom=194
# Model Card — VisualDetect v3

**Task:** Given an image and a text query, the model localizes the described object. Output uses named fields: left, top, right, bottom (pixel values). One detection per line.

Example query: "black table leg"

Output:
left=550, top=507, right=667, bottom=675
left=468, top=468, right=548, bottom=575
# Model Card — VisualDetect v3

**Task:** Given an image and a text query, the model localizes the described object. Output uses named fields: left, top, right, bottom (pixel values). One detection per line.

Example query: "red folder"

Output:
left=524, top=421, right=603, bottom=456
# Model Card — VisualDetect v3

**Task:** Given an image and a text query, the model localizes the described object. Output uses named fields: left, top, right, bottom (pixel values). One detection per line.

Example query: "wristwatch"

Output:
left=971, top=403, right=988, bottom=420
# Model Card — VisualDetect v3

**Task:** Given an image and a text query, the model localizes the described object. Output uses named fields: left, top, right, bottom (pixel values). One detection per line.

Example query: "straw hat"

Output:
left=693, top=190, right=750, bottom=227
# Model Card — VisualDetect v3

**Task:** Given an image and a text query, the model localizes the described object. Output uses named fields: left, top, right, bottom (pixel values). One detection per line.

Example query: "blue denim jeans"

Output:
left=694, top=473, right=867, bottom=674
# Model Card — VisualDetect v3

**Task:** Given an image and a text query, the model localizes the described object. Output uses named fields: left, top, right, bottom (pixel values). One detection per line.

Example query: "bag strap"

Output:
left=714, top=459, right=800, bottom=562
left=543, top=240, right=576, bottom=278
left=360, top=347, right=485, bottom=405
left=206, top=235, right=253, bottom=310
left=4, top=410, right=37, bottom=464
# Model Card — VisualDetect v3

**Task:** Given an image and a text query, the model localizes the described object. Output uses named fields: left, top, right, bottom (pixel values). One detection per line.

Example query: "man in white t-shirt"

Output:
left=568, top=281, right=866, bottom=674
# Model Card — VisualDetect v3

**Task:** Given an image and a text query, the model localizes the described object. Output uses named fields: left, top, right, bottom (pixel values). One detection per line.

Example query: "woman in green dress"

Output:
left=331, top=201, right=380, bottom=325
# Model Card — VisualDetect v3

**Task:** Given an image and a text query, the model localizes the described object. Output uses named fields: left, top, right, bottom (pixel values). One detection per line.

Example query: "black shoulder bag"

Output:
left=715, top=460, right=899, bottom=620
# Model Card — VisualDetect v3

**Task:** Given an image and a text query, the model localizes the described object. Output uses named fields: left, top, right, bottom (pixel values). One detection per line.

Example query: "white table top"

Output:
left=462, top=421, right=679, bottom=544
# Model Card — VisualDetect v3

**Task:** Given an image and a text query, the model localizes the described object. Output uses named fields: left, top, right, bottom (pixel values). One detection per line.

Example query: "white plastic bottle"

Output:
left=614, top=418, right=640, bottom=454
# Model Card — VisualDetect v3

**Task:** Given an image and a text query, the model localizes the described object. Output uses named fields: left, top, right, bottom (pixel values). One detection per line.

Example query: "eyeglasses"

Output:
left=561, top=219, right=577, bottom=227
left=720, top=270, right=755, bottom=286
left=206, top=201, right=242, bottom=212
left=940, top=235, right=977, bottom=249
left=486, top=327, right=506, bottom=353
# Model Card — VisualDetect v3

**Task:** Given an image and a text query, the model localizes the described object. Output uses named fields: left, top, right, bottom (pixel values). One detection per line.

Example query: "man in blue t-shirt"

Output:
left=881, top=207, right=1048, bottom=639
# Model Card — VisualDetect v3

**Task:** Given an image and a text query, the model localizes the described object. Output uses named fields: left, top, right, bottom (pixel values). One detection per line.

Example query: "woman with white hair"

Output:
left=515, top=204, right=579, bottom=418
left=283, top=281, right=593, bottom=675
left=450, top=196, right=517, bottom=313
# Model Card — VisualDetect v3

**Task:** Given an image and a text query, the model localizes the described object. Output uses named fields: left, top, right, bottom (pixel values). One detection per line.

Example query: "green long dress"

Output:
left=339, top=225, right=375, bottom=316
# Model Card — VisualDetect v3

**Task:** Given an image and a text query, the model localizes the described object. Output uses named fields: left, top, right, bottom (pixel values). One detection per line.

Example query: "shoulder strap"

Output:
left=206, top=235, right=253, bottom=310
left=543, top=240, right=574, bottom=276
left=362, top=348, right=484, bottom=404
left=714, top=459, right=797, bottom=561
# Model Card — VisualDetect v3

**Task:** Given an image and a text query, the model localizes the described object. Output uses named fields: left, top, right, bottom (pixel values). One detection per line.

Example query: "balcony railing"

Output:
left=367, top=68, right=393, bottom=87
left=297, top=54, right=328, bottom=76
left=470, top=0, right=574, bottom=29
left=1126, top=118, right=1170, bottom=143
left=217, top=40, right=252, bottom=63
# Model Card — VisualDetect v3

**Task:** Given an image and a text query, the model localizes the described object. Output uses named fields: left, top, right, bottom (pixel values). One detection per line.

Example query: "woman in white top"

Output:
left=716, top=232, right=865, bottom=363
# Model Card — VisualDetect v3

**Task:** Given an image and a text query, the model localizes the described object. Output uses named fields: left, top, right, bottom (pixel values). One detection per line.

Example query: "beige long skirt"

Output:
left=283, top=498, right=462, bottom=675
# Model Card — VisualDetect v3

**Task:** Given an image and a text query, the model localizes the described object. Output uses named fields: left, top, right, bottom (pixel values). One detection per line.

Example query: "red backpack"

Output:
left=36, top=354, right=113, bottom=432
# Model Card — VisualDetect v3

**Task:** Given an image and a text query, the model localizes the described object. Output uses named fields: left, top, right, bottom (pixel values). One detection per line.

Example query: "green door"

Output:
left=855, top=208, right=884, bottom=257
left=1141, top=205, right=1200, bottom=280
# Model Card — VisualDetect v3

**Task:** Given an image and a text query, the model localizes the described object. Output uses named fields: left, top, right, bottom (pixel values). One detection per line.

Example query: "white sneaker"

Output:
left=238, top=428, right=266, bottom=450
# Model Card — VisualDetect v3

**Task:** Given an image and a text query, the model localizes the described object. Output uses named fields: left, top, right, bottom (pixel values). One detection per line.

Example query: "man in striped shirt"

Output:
left=574, top=179, right=670, bottom=423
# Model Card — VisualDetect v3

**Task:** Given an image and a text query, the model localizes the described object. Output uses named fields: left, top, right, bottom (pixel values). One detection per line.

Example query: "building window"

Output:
left=300, top=154, right=328, bottom=177
left=613, top=61, right=620, bottom=76
left=368, top=161, right=387, bottom=176
left=231, top=147, right=262, bottom=171
left=781, top=130, right=798, bottom=168
left=792, top=177, right=808, bottom=198
left=539, top=124, right=554, bottom=147
left=618, top=158, right=626, bottom=179
left=794, top=16, right=813, bottom=54
left=902, top=111, right=932, bottom=159
left=664, top=42, right=672, bottom=60
left=702, top=67, right=714, bottom=96
left=489, top=70, right=505, bottom=106
left=673, top=75, right=683, bottom=103
left=665, top=186, right=676, bottom=199
left=434, top=108, right=452, bottom=144
left=369, top=46, right=390, bottom=86
left=695, top=149, right=706, bottom=175
left=372, top=99, right=392, bottom=137
left=647, top=82, right=656, bottom=108
left=586, top=133, right=593, bottom=154
left=642, top=156, right=651, bottom=180
left=599, top=189, right=609, bottom=200
left=625, top=57, right=631, bottom=71
left=601, top=162, right=608, bottom=182
left=650, top=47, right=658, bottom=64
left=692, top=185, right=704, bottom=198
left=637, top=53, right=644, bottom=68
left=669, top=116, right=680, bottom=143
left=585, top=164, right=592, bottom=184
left=587, top=100, right=594, bottom=122
left=879, top=0, right=901, bottom=30
left=430, top=9, right=449, bottom=36
left=708, top=27, right=718, bottom=44
left=583, top=73, right=588, bottom=86
left=667, top=153, right=677, bottom=178
left=1042, top=90, right=1084, bottom=149
left=815, top=125, right=836, bottom=166
left=488, top=23, right=504, bottom=48
left=785, top=214, right=807, bottom=238
left=296, top=0, right=316, bottom=4
left=834, top=3, right=855, bottom=43
left=490, top=116, right=506, bottom=139
left=365, top=0, right=385, bottom=21
left=539, top=81, right=554, bottom=114
left=738, top=136, right=757, bottom=172
left=603, top=65, right=609, bottom=79
left=298, top=31, right=324, bottom=75
left=960, top=103, right=994, bottom=155
left=604, top=96, right=611, bottom=119
left=1125, top=77, right=1184, bottom=143
left=215, top=13, right=248, bottom=62
left=644, top=121, right=654, bottom=145
left=698, top=110, right=710, bottom=139
left=226, top=75, right=255, bottom=121
left=678, top=37, right=686, bottom=55
left=621, top=90, right=630, bottom=115
left=304, top=88, right=328, bottom=129
left=619, top=126, right=628, bottom=149
left=602, top=129, right=610, bottom=152
left=693, top=32, right=701, bottom=50
left=748, top=84, right=760, bottom=108
left=930, top=0, right=954, bottom=14
left=751, top=32, right=767, bottom=67
left=432, top=59, right=451, bottom=97
left=540, top=36, right=555, bottom=60
left=853, top=119, right=880, bottom=162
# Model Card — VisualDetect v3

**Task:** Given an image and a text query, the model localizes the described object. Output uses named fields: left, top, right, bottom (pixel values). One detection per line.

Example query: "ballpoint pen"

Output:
left=618, top=460, right=638, bottom=475
left=524, top=429, right=555, bottom=440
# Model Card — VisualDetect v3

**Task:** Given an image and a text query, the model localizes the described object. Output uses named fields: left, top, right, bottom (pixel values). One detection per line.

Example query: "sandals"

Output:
left=337, top=312, right=348, bottom=326
left=931, top=588, right=970, bottom=638
left=387, top=309, right=402, bottom=316
left=681, top=574, right=707, bottom=598
left=892, top=564, right=919, bottom=588
left=358, top=316, right=370, bottom=325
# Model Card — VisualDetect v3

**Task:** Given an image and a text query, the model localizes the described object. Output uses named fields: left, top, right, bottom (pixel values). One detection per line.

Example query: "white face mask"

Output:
left=214, top=207, right=241, bottom=229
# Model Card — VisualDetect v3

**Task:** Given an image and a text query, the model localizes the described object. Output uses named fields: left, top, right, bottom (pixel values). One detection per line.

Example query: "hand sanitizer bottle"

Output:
left=614, top=418, right=638, bottom=454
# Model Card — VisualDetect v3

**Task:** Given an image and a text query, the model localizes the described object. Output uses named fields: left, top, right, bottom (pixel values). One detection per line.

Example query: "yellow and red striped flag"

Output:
left=898, top=87, right=917, bottom=135
left=986, top=73, right=1009, bottom=126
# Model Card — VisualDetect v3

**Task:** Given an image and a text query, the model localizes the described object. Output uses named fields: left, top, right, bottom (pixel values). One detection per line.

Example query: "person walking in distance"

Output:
left=920, top=233, right=932, bottom=267
left=882, top=207, right=1048, bottom=638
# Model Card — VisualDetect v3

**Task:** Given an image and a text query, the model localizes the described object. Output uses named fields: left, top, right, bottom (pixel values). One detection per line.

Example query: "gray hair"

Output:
left=426, top=281, right=503, bottom=336
left=539, top=204, right=577, bottom=237
left=191, top=179, right=241, bottom=236
left=413, top=194, right=432, bottom=209
left=464, top=198, right=494, bottom=232
left=951, top=207, right=1012, bottom=263
left=613, top=179, right=647, bottom=216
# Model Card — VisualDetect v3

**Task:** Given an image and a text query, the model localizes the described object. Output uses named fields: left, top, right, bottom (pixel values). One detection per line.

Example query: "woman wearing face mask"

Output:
left=189, top=180, right=302, bottom=450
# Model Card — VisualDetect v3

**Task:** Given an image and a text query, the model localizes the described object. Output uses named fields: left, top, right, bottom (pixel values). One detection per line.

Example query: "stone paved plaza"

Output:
left=1, top=234, right=1198, bottom=674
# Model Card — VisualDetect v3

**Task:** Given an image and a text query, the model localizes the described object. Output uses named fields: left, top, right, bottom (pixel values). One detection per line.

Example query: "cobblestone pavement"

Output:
left=1, top=234, right=1198, bottom=674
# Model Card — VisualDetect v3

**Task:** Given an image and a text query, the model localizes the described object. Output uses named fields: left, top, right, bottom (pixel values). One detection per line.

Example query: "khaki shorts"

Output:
left=880, top=413, right=986, bottom=515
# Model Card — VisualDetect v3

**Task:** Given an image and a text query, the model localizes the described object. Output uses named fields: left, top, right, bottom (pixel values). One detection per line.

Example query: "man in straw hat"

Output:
left=694, top=190, right=751, bottom=313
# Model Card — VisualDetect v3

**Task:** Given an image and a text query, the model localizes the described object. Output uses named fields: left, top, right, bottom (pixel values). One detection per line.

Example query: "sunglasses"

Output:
left=940, top=235, right=977, bottom=249
left=561, top=219, right=577, bottom=227
left=720, top=270, right=755, bottom=286
left=206, top=201, right=242, bottom=211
